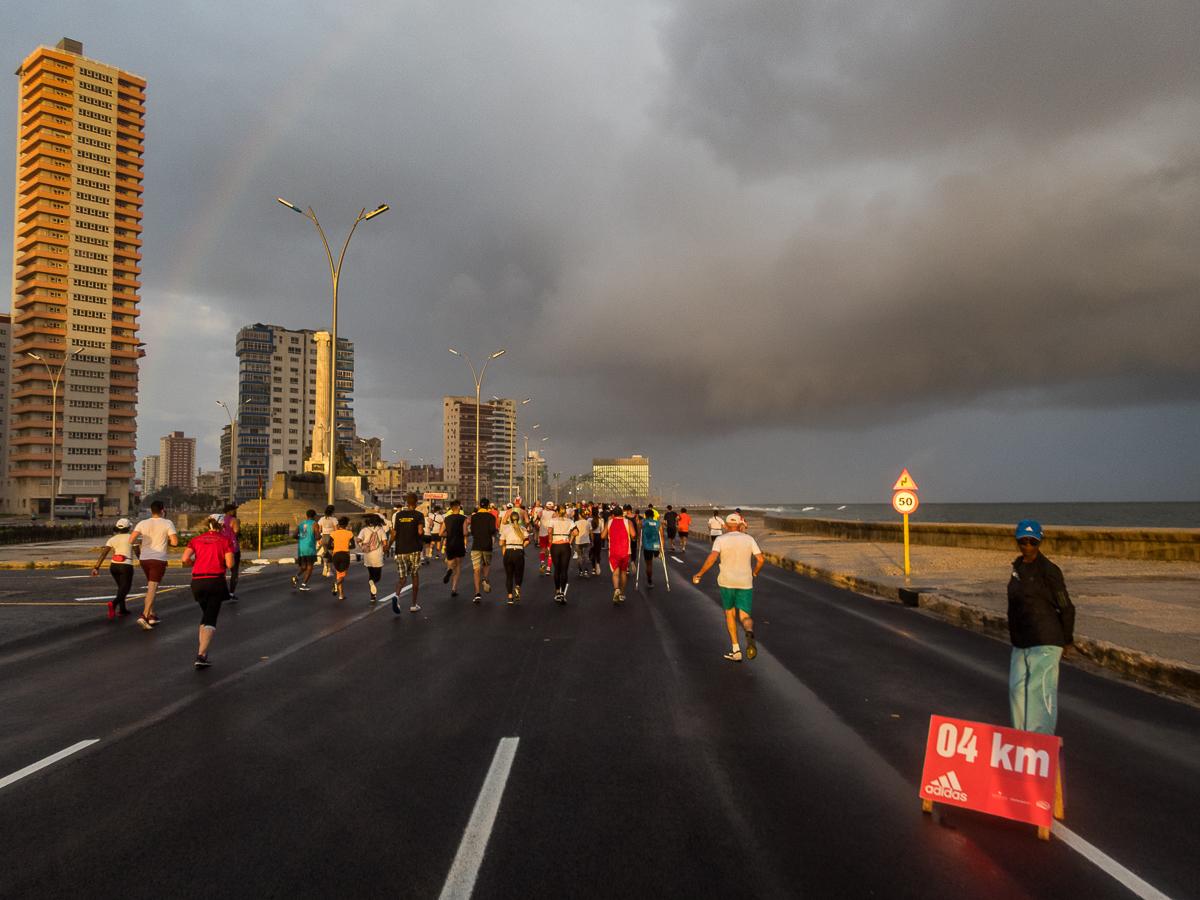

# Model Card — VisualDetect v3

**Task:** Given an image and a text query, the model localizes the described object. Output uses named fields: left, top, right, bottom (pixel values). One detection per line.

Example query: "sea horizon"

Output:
left=733, top=501, right=1200, bottom=529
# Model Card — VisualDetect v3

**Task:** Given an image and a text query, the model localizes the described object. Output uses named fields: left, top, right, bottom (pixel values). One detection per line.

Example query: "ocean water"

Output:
left=740, top=502, right=1200, bottom=529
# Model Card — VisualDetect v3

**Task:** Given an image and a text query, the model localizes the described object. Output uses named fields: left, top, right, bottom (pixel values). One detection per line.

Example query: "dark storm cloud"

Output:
left=4, top=0, right=1199, bottom=491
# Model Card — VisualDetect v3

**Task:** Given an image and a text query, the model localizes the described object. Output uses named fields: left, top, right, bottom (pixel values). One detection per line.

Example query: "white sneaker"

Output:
left=410, top=603, right=420, bottom=613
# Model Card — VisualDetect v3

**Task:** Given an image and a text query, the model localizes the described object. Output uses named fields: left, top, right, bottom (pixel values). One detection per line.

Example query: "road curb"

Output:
left=761, top=550, right=1200, bottom=703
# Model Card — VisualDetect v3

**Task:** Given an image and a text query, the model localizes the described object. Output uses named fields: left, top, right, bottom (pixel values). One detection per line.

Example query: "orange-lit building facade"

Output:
left=7, top=39, right=144, bottom=516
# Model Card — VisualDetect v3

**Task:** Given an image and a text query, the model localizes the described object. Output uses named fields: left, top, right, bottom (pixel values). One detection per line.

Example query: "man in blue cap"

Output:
left=1007, top=519, right=1075, bottom=734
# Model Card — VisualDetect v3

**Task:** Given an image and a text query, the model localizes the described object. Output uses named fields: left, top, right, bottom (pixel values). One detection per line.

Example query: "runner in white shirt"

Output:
left=499, top=509, right=529, bottom=604
left=130, top=501, right=178, bottom=630
left=707, top=510, right=725, bottom=544
left=572, top=510, right=592, bottom=579
left=357, top=514, right=390, bottom=602
left=549, top=506, right=576, bottom=602
left=693, top=513, right=764, bottom=662
left=316, top=505, right=338, bottom=578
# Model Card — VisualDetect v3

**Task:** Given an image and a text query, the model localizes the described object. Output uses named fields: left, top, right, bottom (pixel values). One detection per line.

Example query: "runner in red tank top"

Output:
left=602, top=504, right=636, bottom=604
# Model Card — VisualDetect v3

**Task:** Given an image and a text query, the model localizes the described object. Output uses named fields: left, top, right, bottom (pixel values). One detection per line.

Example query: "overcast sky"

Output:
left=7, top=0, right=1200, bottom=504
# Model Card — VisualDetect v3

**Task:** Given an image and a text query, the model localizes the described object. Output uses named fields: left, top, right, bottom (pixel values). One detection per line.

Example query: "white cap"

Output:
left=725, top=513, right=744, bottom=526
left=546, top=501, right=555, bottom=509
left=116, top=517, right=131, bottom=529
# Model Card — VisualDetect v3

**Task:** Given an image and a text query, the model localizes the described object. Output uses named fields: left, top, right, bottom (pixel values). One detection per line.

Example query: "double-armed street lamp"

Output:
left=496, top=396, right=531, bottom=505
left=28, top=349, right=80, bottom=524
left=278, top=198, right=388, bottom=507
left=448, top=348, right=504, bottom=507
left=215, top=400, right=239, bottom=505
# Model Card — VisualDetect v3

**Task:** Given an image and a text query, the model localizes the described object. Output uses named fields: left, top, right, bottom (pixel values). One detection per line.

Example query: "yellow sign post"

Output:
left=891, top=470, right=919, bottom=577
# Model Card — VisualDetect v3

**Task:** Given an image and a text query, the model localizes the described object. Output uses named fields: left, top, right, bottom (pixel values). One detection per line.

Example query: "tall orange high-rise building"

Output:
left=7, top=38, right=144, bottom=517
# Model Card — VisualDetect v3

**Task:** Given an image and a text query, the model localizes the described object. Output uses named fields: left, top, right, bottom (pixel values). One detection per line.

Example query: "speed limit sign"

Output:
left=892, top=490, right=919, bottom=515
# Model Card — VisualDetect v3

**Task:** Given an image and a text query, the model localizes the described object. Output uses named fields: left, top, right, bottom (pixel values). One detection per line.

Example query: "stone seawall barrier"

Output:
left=762, top=516, right=1200, bottom=562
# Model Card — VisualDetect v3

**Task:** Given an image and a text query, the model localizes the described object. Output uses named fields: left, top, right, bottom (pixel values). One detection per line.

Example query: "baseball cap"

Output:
left=725, top=513, right=744, bottom=526
left=115, top=517, right=131, bottom=530
left=1015, top=519, right=1043, bottom=541
left=546, top=501, right=555, bottom=509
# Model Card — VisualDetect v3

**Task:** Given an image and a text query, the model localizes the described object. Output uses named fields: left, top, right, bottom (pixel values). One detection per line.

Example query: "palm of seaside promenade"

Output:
left=2, top=513, right=1198, bottom=899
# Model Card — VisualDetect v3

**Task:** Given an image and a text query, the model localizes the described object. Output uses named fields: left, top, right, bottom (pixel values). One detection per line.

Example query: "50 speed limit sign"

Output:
left=892, top=490, right=918, bottom=514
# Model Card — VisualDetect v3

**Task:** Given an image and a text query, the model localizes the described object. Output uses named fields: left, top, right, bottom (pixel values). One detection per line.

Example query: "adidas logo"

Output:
left=924, top=770, right=967, bottom=802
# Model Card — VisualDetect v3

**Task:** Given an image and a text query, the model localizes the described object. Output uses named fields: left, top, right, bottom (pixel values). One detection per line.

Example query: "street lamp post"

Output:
left=279, top=198, right=388, bottom=508
left=448, top=348, right=504, bottom=507
left=29, top=349, right=79, bottom=524
left=497, top=396, right=531, bottom=505
left=216, top=400, right=238, bottom=506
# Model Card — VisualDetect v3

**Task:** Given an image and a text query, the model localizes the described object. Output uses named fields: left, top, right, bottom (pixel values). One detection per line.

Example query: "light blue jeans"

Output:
left=1009, top=645, right=1064, bottom=734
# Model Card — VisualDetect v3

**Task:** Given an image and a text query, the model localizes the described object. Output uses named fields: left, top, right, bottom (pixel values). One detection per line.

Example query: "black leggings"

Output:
left=590, top=541, right=602, bottom=568
left=367, top=566, right=382, bottom=586
left=110, top=563, right=133, bottom=611
left=191, top=576, right=228, bottom=627
left=503, top=549, right=525, bottom=593
left=551, top=544, right=572, bottom=590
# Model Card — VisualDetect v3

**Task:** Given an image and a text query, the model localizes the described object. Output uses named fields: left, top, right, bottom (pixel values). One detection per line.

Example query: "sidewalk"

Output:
left=746, top=520, right=1200, bottom=702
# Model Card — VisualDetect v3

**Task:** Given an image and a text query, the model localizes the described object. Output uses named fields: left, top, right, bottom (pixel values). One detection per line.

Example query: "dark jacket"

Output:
left=1007, top=553, right=1075, bottom=648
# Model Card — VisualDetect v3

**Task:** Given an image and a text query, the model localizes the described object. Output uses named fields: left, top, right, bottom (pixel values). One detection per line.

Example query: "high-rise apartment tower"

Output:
left=8, top=39, right=144, bottom=516
left=233, top=323, right=354, bottom=503
left=443, top=397, right=517, bottom=505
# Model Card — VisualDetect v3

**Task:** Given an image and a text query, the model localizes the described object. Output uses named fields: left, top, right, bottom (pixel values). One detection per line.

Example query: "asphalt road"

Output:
left=0, top=549, right=1196, bottom=899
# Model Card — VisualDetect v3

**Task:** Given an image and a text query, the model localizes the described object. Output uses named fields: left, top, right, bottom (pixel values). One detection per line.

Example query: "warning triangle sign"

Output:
left=892, top=469, right=918, bottom=491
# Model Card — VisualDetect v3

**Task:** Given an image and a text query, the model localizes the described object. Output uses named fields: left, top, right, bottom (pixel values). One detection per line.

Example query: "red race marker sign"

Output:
left=920, top=715, right=1061, bottom=828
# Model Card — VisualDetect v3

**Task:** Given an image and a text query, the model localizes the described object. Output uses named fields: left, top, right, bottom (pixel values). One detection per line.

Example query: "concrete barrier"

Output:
left=762, top=516, right=1200, bottom=562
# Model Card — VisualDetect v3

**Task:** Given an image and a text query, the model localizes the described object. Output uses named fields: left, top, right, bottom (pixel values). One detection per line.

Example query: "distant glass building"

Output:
left=591, top=456, right=650, bottom=504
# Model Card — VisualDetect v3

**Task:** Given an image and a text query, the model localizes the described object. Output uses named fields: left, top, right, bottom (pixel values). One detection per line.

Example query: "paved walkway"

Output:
left=743, top=519, right=1200, bottom=696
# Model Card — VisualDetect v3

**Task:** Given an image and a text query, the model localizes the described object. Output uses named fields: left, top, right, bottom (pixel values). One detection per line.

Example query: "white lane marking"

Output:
left=1051, top=822, right=1175, bottom=900
left=375, top=585, right=412, bottom=605
left=55, top=575, right=95, bottom=579
left=242, top=566, right=264, bottom=574
left=0, top=739, right=99, bottom=792
left=671, top=556, right=683, bottom=563
left=438, top=737, right=519, bottom=900
left=75, top=592, right=148, bottom=602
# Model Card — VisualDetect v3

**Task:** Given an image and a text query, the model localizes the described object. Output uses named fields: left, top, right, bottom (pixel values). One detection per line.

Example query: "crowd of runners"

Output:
left=88, top=495, right=765, bottom=669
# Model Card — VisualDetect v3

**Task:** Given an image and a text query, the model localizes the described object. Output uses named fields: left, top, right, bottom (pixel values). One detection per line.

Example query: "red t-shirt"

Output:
left=189, top=531, right=232, bottom=578
left=608, top=517, right=633, bottom=557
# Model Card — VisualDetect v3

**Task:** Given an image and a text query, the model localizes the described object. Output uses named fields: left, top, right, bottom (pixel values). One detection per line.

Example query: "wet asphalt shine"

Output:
left=0, top=551, right=1196, bottom=899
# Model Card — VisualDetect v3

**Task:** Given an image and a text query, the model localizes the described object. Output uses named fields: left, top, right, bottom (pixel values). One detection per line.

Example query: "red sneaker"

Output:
left=147, top=614, right=161, bottom=625
left=107, top=601, right=115, bottom=620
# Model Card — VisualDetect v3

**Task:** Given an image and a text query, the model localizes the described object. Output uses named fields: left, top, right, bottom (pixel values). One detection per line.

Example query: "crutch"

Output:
left=660, top=545, right=670, bottom=591
left=634, top=536, right=641, bottom=589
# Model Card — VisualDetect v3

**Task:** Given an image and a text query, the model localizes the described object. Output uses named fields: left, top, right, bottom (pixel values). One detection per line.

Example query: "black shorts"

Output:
left=444, top=543, right=466, bottom=560
left=332, top=551, right=351, bottom=573
left=644, top=549, right=660, bottom=561
left=192, top=576, right=228, bottom=627
left=666, top=529, right=677, bottom=539
left=298, top=555, right=317, bottom=566
left=423, top=535, right=434, bottom=544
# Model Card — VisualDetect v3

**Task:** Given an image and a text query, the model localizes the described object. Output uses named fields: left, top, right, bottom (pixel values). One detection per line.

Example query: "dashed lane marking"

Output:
left=438, top=737, right=519, bottom=900
left=671, top=556, right=683, bottom=563
left=1051, top=822, right=1175, bottom=900
left=73, top=586, right=184, bottom=602
left=0, top=739, right=99, bottom=792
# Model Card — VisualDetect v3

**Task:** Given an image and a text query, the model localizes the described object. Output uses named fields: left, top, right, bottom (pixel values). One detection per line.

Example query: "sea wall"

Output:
left=762, top=516, right=1200, bottom=562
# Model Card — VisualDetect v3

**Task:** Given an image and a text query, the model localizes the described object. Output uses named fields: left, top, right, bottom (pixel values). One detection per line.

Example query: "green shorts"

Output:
left=720, top=587, right=753, bottom=614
